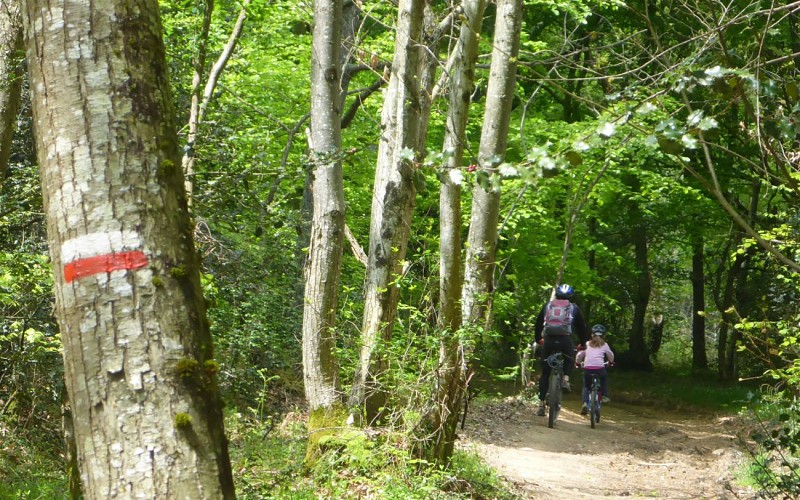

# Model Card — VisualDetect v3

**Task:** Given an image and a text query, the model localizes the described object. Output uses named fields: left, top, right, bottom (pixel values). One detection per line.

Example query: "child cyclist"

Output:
left=576, top=324, right=615, bottom=416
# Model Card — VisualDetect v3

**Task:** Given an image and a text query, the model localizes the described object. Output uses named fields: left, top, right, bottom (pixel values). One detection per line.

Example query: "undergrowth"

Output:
left=226, top=410, right=517, bottom=499
left=0, top=422, right=69, bottom=499
left=610, top=367, right=753, bottom=412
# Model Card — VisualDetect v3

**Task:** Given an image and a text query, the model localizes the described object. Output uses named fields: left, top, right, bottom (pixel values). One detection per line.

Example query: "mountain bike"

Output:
left=582, top=361, right=610, bottom=429
left=545, top=352, right=566, bottom=428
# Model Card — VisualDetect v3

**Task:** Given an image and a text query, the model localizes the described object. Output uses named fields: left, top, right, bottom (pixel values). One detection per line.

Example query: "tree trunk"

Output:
left=181, top=0, right=250, bottom=202
left=181, top=0, right=214, bottom=201
left=349, top=0, right=424, bottom=423
left=461, top=0, right=522, bottom=329
left=303, top=0, right=345, bottom=415
left=716, top=253, right=740, bottom=380
left=22, top=0, right=235, bottom=496
left=422, top=0, right=486, bottom=464
left=691, top=234, right=708, bottom=371
left=0, top=0, right=23, bottom=180
left=414, top=0, right=439, bottom=152
left=628, top=214, right=652, bottom=370
left=439, top=0, right=485, bottom=334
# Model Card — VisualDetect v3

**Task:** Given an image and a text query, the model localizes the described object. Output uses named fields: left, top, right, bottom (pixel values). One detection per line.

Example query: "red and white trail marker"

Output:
left=61, top=231, right=149, bottom=283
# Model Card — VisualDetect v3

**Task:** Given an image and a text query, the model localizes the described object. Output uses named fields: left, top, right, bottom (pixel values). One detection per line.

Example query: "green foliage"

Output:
left=0, top=427, right=68, bottom=499
left=1, top=161, right=64, bottom=486
left=744, top=393, right=800, bottom=496
left=226, top=411, right=516, bottom=499
left=612, top=367, right=752, bottom=411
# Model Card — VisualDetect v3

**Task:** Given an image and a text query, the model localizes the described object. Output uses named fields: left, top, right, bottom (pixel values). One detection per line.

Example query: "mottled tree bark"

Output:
left=303, top=0, right=345, bottom=413
left=22, top=0, right=235, bottom=496
left=422, top=0, right=486, bottom=464
left=462, top=0, right=522, bottom=329
left=349, top=0, right=424, bottom=423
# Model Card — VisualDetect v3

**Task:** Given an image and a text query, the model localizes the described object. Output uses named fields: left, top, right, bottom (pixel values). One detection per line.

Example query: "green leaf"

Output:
left=399, top=147, right=415, bottom=161
left=566, top=151, right=583, bottom=165
left=698, top=117, right=718, bottom=131
left=657, top=137, right=683, bottom=155
left=597, top=122, right=616, bottom=138
left=681, top=134, right=698, bottom=149
left=786, top=81, right=799, bottom=101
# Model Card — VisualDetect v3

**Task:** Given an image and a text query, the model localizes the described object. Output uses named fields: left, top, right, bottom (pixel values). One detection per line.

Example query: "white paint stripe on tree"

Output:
left=61, top=230, right=143, bottom=262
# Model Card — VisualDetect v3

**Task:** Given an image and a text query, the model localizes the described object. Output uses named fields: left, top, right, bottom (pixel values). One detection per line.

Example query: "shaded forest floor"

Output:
left=459, top=376, right=758, bottom=499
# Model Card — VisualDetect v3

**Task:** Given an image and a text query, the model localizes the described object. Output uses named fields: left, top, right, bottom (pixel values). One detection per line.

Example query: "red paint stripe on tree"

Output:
left=64, top=251, right=149, bottom=283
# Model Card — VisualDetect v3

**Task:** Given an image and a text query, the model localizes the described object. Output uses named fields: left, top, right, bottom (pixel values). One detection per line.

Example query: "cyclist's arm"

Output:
left=533, top=306, right=546, bottom=344
left=571, top=305, right=589, bottom=347
left=604, top=344, right=615, bottom=364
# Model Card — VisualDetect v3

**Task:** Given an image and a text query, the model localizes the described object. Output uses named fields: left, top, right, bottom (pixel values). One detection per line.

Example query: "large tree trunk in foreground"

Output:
left=349, top=0, right=424, bottom=424
left=462, top=0, right=522, bottom=329
left=23, top=0, right=235, bottom=496
left=0, top=0, right=23, bottom=180
left=303, top=0, right=345, bottom=430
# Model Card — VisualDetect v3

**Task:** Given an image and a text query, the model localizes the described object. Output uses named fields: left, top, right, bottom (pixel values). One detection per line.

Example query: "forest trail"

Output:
left=460, top=392, right=756, bottom=499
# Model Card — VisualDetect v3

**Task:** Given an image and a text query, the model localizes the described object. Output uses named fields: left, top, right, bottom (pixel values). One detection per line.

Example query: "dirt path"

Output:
left=460, top=393, right=756, bottom=499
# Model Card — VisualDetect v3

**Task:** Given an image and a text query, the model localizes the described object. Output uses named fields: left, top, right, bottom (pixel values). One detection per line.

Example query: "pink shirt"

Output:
left=577, top=343, right=614, bottom=369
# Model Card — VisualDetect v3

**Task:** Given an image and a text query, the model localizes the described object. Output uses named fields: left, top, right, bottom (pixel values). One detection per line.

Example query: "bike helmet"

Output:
left=554, top=284, right=574, bottom=299
left=591, top=324, right=607, bottom=336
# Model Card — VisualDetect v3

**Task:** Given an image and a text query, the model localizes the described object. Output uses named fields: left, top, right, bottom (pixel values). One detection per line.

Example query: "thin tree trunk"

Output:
left=629, top=212, right=652, bottom=370
left=181, top=0, right=214, bottom=200
left=691, top=233, right=708, bottom=371
left=349, top=0, right=424, bottom=423
left=302, top=0, right=345, bottom=417
left=420, top=0, right=486, bottom=464
left=0, top=0, right=23, bottom=180
left=296, top=1, right=359, bottom=308
left=182, top=0, right=251, bottom=201
left=462, top=0, right=522, bottom=329
left=716, top=252, right=740, bottom=380
left=22, top=0, right=235, bottom=496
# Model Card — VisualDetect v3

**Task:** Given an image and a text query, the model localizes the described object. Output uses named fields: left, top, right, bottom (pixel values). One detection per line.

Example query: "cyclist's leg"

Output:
left=580, top=370, right=590, bottom=415
left=538, top=362, right=551, bottom=401
left=560, top=336, right=576, bottom=377
left=582, top=370, right=592, bottom=405
left=538, top=337, right=556, bottom=401
left=600, top=368, right=610, bottom=401
left=557, top=336, right=575, bottom=391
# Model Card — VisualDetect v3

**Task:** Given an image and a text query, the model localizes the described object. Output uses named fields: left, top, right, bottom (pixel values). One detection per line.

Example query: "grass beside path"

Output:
left=610, top=367, right=754, bottom=413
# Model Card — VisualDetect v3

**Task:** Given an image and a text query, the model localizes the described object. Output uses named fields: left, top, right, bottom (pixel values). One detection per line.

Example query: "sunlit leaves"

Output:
left=597, top=122, right=616, bottom=138
left=399, top=147, right=415, bottom=162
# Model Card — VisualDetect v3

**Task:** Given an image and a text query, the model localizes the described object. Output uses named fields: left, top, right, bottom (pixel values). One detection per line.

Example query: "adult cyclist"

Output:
left=533, top=284, right=588, bottom=417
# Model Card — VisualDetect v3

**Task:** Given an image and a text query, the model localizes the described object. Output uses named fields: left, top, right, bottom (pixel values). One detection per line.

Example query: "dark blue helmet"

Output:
left=591, top=324, right=607, bottom=336
left=555, top=284, right=574, bottom=299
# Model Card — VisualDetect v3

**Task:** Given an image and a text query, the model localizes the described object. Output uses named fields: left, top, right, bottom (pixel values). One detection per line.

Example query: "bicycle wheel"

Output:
left=547, top=369, right=561, bottom=428
left=589, top=377, right=600, bottom=429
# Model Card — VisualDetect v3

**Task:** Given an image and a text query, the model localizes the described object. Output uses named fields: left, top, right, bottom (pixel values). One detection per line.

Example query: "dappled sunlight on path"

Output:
left=459, top=394, right=754, bottom=499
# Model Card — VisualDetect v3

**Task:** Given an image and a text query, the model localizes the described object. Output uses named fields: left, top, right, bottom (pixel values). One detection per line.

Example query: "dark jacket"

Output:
left=533, top=300, right=588, bottom=347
